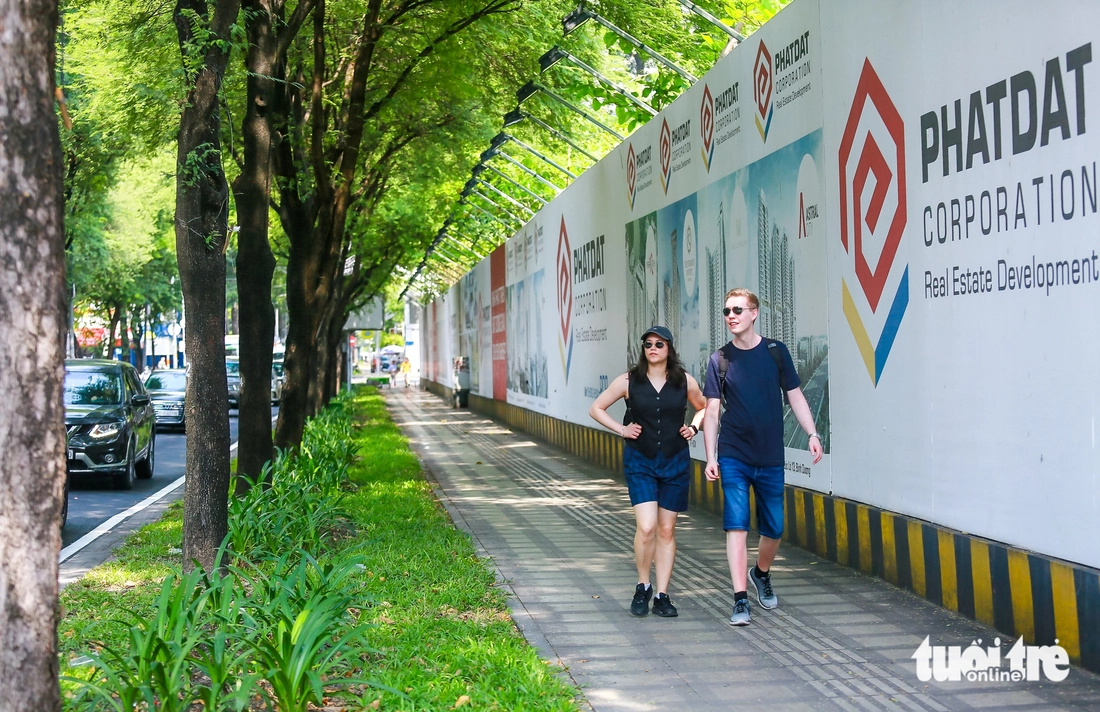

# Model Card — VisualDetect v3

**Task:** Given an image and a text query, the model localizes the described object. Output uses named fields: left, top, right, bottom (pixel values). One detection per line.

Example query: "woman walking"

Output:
left=589, top=326, right=706, bottom=617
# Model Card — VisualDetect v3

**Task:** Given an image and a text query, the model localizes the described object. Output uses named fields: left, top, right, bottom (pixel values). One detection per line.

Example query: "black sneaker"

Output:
left=652, top=593, right=678, bottom=617
left=630, top=583, right=653, bottom=616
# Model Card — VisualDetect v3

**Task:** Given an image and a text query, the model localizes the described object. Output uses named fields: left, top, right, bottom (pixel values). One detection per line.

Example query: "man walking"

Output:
left=702, top=288, right=823, bottom=625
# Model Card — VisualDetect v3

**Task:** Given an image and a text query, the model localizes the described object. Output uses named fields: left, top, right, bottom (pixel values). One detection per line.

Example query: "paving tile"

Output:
left=951, top=690, right=1050, bottom=707
left=388, top=390, right=1100, bottom=712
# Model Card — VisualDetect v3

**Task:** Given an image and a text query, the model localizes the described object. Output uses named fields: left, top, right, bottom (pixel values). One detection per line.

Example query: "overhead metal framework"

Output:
left=480, top=163, right=549, bottom=205
left=405, top=4, right=714, bottom=298
left=561, top=6, right=697, bottom=83
left=517, top=81, right=625, bottom=141
left=503, top=108, right=600, bottom=163
left=539, top=45, right=656, bottom=116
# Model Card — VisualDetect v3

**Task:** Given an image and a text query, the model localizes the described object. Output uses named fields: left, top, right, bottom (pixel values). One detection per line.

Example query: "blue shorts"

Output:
left=623, top=447, right=690, bottom=512
left=718, top=456, right=785, bottom=538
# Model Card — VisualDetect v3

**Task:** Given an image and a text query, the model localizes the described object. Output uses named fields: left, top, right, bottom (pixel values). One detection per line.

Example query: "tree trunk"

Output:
left=106, top=304, right=119, bottom=358
left=273, top=241, right=318, bottom=447
left=273, top=0, right=513, bottom=447
left=119, top=305, right=130, bottom=363
left=174, top=0, right=240, bottom=572
left=131, top=309, right=145, bottom=370
left=323, top=311, right=345, bottom=401
left=231, top=0, right=279, bottom=489
left=0, top=1, right=66, bottom=709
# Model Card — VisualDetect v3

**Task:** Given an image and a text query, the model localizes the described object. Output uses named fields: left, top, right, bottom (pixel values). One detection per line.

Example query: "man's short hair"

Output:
left=724, top=288, right=759, bottom=309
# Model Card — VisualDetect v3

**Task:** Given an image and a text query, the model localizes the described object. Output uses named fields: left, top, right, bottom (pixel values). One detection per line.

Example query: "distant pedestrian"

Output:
left=702, top=288, right=823, bottom=626
left=589, top=326, right=705, bottom=617
left=400, top=357, right=411, bottom=387
left=388, top=360, right=398, bottom=388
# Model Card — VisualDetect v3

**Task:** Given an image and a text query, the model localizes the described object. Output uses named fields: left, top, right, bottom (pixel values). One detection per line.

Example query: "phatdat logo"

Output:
left=556, top=217, right=574, bottom=383
left=753, top=41, right=774, bottom=142
left=626, top=141, right=653, bottom=210
left=839, top=59, right=909, bottom=387
left=659, top=118, right=673, bottom=193
left=659, top=116, right=691, bottom=194
left=700, top=84, right=715, bottom=172
left=626, top=143, right=637, bottom=209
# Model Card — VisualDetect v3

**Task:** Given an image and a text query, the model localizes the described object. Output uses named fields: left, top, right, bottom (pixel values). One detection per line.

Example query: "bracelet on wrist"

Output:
left=808, top=432, right=821, bottom=441
left=689, top=424, right=699, bottom=434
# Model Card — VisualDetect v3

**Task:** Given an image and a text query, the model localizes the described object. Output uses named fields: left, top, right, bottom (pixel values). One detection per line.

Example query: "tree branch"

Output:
left=360, top=0, right=521, bottom=128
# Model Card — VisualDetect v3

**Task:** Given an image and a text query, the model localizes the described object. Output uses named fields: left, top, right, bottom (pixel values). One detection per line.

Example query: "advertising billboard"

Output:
left=421, top=0, right=1100, bottom=569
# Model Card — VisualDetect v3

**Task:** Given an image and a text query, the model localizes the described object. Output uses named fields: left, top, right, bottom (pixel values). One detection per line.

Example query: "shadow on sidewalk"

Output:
left=387, top=388, right=1100, bottom=712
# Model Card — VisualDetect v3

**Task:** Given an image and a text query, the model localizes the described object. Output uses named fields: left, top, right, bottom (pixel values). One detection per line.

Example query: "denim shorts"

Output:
left=718, top=456, right=785, bottom=538
left=623, top=446, right=691, bottom=512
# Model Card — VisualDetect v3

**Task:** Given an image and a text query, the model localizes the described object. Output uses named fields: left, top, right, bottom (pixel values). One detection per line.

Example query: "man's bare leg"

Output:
left=726, top=529, right=748, bottom=591
left=756, top=534, right=780, bottom=572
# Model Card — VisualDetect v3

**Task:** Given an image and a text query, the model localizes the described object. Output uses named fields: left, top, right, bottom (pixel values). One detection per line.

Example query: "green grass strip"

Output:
left=343, top=388, right=580, bottom=710
left=59, top=387, right=581, bottom=710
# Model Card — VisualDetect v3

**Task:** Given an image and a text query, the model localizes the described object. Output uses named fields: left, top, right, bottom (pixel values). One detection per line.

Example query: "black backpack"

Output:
left=716, top=338, right=789, bottom=406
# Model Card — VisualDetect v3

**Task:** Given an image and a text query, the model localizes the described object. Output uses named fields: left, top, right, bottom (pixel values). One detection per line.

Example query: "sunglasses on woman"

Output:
left=642, top=340, right=667, bottom=350
left=723, top=306, right=755, bottom=316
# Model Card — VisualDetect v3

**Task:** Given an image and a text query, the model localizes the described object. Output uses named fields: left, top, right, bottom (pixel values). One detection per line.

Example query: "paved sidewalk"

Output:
left=387, top=389, right=1100, bottom=711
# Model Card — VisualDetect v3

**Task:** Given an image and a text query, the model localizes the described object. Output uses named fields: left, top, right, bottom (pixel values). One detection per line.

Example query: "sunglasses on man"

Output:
left=642, top=340, right=667, bottom=350
left=723, top=306, right=755, bottom=316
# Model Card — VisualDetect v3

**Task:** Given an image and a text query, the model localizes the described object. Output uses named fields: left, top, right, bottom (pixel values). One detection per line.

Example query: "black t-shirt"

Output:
left=702, top=338, right=799, bottom=467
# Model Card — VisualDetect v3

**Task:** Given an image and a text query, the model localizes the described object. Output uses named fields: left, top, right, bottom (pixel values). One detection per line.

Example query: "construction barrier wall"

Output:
left=420, top=0, right=1100, bottom=673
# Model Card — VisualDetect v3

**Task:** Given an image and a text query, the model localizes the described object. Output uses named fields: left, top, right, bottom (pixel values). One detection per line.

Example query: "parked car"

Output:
left=271, top=361, right=285, bottom=404
left=226, top=358, right=241, bottom=408
left=145, top=368, right=187, bottom=431
left=64, top=359, right=155, bottom=490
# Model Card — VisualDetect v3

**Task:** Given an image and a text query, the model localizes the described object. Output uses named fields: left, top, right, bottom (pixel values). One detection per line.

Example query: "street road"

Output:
left=62, top=412, right=242, bottom=548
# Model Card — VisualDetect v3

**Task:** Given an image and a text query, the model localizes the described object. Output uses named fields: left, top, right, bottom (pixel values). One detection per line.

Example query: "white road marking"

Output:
left=59, top=475, right=184, bottom=563
left=59, top=415, right=277, bottom=564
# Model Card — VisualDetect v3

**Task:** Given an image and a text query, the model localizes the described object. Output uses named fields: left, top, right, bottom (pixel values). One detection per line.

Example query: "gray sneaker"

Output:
left=729, top=597, right=751, bottom=626
left=749, top=566, right=778, bottom=609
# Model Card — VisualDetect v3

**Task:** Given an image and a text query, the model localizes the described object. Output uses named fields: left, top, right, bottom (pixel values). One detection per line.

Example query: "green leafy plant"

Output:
left=66, top=569, right=213, bottom=711
left=61, top=388, right=579, bottom=711
left=190, top=567, right=261, bottom=711
left=236, top=554, right=381, bottom=712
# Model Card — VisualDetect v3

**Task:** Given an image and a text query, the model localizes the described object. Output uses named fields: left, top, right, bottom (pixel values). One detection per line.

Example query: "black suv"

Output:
left=64, top=359, right=156, bottom=490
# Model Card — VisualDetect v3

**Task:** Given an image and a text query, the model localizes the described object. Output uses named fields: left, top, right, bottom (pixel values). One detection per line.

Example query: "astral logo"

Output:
left=912, top=636, right=1069, bottom=683
left=753, top=41, right=774, bottom=142
left=556, top=217, right=574, bottom=382
left=839, top=59, right=909, bottom=387
left=659, top=118, right=673, bottom=193
left=626, top=143, right=637, bottom=209
left=700, top=84, right=715, bottom=172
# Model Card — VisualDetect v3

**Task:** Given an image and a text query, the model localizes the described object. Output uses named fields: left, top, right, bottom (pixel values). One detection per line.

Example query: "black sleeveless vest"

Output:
left=624, top=374, right=689, bottom=459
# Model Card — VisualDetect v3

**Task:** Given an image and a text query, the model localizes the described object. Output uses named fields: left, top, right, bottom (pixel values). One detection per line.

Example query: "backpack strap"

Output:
left=717, top=343, right=735, bottom=408
left=764, top=338, right=790, bottom=405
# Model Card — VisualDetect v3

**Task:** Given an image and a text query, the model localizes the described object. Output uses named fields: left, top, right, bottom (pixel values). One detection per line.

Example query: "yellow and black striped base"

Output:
left=419, top=381, right=1100, bottom=674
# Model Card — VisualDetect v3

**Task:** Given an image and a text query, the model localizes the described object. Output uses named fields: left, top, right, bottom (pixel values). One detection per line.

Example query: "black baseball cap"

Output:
left=641, top=325, right=673, bottom=344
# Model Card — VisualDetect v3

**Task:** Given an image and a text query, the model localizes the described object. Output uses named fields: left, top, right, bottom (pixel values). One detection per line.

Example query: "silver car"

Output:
left=271, top=361, right=285, bottom=404
left=145, top=369, right=187, bottom=430
left=226, top=359, right=241, bottom=408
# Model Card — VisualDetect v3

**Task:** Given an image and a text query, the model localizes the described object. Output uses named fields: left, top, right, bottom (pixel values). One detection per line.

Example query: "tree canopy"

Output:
left=55, top=0, right=789, bottom=569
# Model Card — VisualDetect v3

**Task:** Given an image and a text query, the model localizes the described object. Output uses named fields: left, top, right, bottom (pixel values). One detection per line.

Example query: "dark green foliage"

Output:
left=60, top=388, right=579, bottom=710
